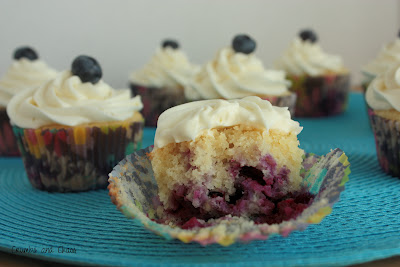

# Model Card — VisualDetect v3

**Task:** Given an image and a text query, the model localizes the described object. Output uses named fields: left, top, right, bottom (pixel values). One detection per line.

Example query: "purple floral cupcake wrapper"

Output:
left=0, top=109, right=20, bottom=157
left=130, top=83, right=186, bottom=127
left=13, top=120, right=144, bottom=192
left=368, top=109, right=400, bottom=177
left=108, top=146, right=350, bottom=246
left=288, top=74, right=350, bottom=117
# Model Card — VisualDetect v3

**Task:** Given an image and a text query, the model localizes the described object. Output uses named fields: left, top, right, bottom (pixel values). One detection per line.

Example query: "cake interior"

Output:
left=150, top=125, right=313, bottom=228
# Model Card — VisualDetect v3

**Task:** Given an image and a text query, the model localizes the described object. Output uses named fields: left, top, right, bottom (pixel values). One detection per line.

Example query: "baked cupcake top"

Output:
left=274, top=29, right=347, bottom=76
left=366, top=63, right=400, bottom=112
left=129, top=39, right=198, bottom=90
left=8, top=56, right=143, bottom=129
left=362, top=31, right=400, bottom=78
left=186, top=34, right=291, bottom=100
left=153, top=96, right=302, bottom=149
left=0, top=47, right=57, bottom=107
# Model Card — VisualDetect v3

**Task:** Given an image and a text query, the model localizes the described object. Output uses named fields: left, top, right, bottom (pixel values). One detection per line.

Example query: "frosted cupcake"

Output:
left=366, top=63, right=400, bottom=177
left=362, top=30, right=400, bottom=93
left=150, top=96, right=307, bottom=227
left=129, top=39, right=199, bottom=126
left=186, top=34, right=296, bottom=115
left=0, top=47, right=57, bottom=156
left=275, top=29, right=350, bottom=117
left=8, top=55, right=144, bottom=192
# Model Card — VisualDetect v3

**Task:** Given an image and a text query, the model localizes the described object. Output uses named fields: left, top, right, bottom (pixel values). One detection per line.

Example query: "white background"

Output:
left=0, top=0, right=399, bottom=88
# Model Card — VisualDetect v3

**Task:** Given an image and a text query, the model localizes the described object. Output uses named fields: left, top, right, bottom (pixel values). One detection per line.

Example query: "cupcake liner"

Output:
left=108, top=146, right=350, bottom=246
left=368, top=109, right=400, bottom=177
left=130, top=83, right=186, bottom=127
left=288, top=74, right=350, bottom=117
left=261, top=92, right=297, bottom=117
left=13, top=120, right=144, bottom=192
left=0, top=108, right=20, bottom=156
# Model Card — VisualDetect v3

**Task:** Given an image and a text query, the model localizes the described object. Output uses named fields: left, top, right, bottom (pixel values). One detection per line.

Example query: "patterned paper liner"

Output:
left=260, top=92, right=297, bottom=117
left=108, top=146, right=350, bottom=246
left=288, top=74, right=350, bottom=117
left=13, top=119, right=144, bottom=192
left=0, top=108, right=20, bottom=156
left=130, top=83, right=186, bottom=127
left=368, top=109, right=400, bottom=177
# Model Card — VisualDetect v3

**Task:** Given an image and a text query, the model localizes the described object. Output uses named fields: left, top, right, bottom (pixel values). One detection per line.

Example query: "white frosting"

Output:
left=7, top=71, right=143, bottom=128
left=366, top=63, right=400, bottom=111
left=129, top=47, right=199, bottom=90
left=362, top=38, right=400, bottom=77
left=275, top=37, right=346, bottom=76
left=186, top=47, right=291, bottom=100
left=153, top=96, right=302, bottom=149
left=0, top=59, right=57, bottom=107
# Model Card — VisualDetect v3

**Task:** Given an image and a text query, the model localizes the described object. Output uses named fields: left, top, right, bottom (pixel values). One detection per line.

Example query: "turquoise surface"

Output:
left=0, top=92, right=399, bottom=266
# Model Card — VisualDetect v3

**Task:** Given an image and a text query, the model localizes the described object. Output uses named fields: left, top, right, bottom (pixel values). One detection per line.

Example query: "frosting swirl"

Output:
left=7, top=71, right=143, bottom=128
left=366, top=63, right=400, bottom=111
left=129, top=47, right=198, bottom=90
left=0, top=59, right=57, bottom=107
left=186, top=47, right=291, bottom=100
left=154, top=96, right=302, bottom=149
left=362, top=38, right=400, bottom=77
left=275, top=37, right=346, bottom=76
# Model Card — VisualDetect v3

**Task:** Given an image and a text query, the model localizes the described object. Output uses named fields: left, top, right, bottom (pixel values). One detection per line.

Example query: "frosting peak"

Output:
left=186, top=47, right=291, bottom=100
left=129, top=47, right=198, bottom=90
left=366, top=63, right=400, bottom=111
left=0, top=58, right=57, bottom=107
left=275, top=37, right=346, bottom=76
left=362, top=38, right=400, bottom=77
left=154, top=96, right=302, bottom=149
left=7, top=71, right=143, bottom=128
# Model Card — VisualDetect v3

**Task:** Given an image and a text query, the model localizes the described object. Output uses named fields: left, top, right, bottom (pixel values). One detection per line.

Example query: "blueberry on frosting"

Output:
left=14, top=46, right=38, bottom=61
left=232, top=34, right=256, bottom=54
left=299, top=29, right=318, bottom=43
left=162, top=39, right=179, bottom=49
left=71, top=55, right=102, bottom=84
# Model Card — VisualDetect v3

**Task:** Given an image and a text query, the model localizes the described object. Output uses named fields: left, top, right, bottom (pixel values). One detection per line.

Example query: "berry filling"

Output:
left=156, top=154, right=314, bottom=228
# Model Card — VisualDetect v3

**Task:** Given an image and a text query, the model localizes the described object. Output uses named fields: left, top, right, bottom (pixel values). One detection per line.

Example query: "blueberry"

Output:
left=13, top=47, right=38, bottom=61
left=299, top=29, right=318, bottom=43
left=232, top=34, right=256, bottom=54
left=71, top=55, right=102, bottom=84
left=398, top=29, right=400, bottom=38
left=162, top=39, right=179, bottom=49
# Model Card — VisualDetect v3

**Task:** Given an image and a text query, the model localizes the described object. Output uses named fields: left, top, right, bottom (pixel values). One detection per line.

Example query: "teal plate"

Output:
left=0, top=93, right=399, bottom=266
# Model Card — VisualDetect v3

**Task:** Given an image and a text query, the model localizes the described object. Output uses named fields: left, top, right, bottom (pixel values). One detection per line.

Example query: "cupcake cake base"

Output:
left=0, top=108, right=20, bottom=157
left=13, top=115, right=144, bottom=192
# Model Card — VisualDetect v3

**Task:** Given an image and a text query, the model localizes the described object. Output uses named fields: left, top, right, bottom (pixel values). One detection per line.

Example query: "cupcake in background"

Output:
left=186, top=34, right=297, bottom=115
left=0, top=46, right=57, bottom=156
left=129, top=39, right=199, bottom=127
left=366, top=63, right=400, bottom=177
left=8, top=55, right=144, bottom=192
left=275, top=29, right=350, bottom=117
left=362, top=29, right=400, bottom=93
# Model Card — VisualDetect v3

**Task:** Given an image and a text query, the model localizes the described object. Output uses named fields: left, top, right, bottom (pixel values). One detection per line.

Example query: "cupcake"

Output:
left=186, top=34, right=297, bottom=115
left=129, top=39, right=199, bottom=126
left=0, top=46, right=57, bottom=156
left=149, top=96, right=307, bottom=227
left=7, top=56, right=144, bottom=192
left=362, top=29, right=400, bottom=93
left=275, top=29, right=350, bottom=117
left=366, top=63, right=400, bottom=177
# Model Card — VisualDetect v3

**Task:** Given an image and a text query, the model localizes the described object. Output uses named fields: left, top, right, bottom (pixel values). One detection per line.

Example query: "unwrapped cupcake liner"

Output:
left=130, top=83, right=186, bottom=127
left=0, top=108, right=20, bottom=156
left=13, top=120, right=144, bottom=192
left=368, top=109, right=400, bottom=177
left=288, top=74, right=350, bottom=117
left=108, top=146, right=350, bottom=246
left=261, top=92, right=297, bottom=117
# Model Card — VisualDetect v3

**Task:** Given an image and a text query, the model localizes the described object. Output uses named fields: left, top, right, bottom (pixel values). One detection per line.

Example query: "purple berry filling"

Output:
left=157, top=154, right=314, bottom=228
